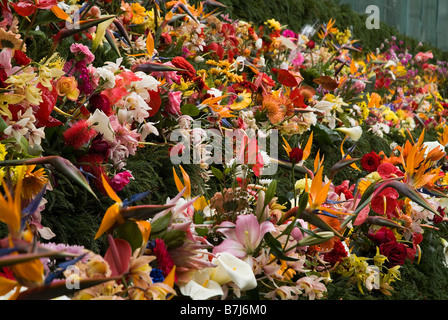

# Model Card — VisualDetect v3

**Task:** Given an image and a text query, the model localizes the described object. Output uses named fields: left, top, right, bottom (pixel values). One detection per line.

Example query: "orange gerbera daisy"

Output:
left=261, top=93, right=294, bottom=125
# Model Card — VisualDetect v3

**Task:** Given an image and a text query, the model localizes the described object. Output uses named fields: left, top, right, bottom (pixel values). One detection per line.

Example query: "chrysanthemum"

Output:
left=261, top=93, right=294, bottom=125
left=0, top=28, right=23, bottom=51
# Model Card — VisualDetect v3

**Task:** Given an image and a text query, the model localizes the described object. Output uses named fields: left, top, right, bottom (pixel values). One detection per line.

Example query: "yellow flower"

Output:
left=229, top=90, right=252, bottom=110
left=55, top=76, right=80, bottom=101
left=265, top=19, right=281, bottom=31
left=131, top=2, right=147, bottom=24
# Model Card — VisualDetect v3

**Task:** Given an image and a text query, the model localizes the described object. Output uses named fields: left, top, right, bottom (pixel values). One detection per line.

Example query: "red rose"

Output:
left=368, top=226, right=396, bottom=244
left=0, top=66, right=7, bottom=88
left=379, top=241, right=408, bottom=267
left=289, top=147, right=303, bottom=164
left=361, top=151, right=382, bottom=172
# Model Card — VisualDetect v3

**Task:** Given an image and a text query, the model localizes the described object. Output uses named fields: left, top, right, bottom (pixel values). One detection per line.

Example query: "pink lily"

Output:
left=213, top=214, right=275, bottom=263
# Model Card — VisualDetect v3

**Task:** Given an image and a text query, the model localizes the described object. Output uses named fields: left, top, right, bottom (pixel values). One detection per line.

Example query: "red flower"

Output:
left=152, top=239, right=175, bottom=278
left=306, top=40, right=315, bottom=49
left=63, top=120, right=97, bottom=149
left=361, top=151, right=382, bottom=172
left=379, top=241, right=408, bottom=267
left=289, top=147, right=303, bottom=164
left=171, top=56, right=196, bottom=81
left=11, top=0, right=57, bottom=17
left=88, top=93, right=112, bottom=116
left=371, top=187, right=399, bottom=218
left=0, top=66, right=7, bottom=88
left=433, top=206, right=446, bottom=224
left=323, top=240, right=348, bottom=266
left=368, top=226, right=396, bottom=245
left=13, top=50, right=31, bottom=66
left=377, top=162, right=404, bottom=180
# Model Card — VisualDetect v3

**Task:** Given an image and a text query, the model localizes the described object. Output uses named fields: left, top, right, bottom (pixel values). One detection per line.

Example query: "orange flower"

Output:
left=55, top=76, right=80, bottom=101
left=261, top=93, right=294, bottom=125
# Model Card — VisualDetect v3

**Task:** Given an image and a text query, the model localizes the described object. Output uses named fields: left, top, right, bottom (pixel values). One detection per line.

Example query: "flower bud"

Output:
left=297, top=231, right=335, bottom=247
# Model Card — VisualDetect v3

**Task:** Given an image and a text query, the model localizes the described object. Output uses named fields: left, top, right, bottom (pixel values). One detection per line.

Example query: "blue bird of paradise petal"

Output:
left=221, top=119, right=232, bottom=128
left=122, top=191, right=151, bottom=208
left=0, top=247, right=17, bottom=257
left=313, top=209, right=338, bottom=219
left=44, top=253, right=88, bottom=286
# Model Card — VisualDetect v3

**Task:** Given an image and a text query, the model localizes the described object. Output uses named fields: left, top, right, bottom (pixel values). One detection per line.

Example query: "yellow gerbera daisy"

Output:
left=229, top=90, right=252, bottom=110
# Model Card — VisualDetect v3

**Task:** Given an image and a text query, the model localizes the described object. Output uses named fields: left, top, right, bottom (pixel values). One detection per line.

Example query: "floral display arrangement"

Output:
left=1, top=0, right=448, bottom=301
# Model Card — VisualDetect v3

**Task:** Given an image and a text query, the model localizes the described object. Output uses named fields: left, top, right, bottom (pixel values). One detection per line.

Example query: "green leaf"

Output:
left=181, top=104, right=200, bottom=117
left=163, top=229, right=186, bottom=250
left=150, top=211, right=172, bottom=237
left=264, top=179, right=277, bottom=206
left=92, top=16, right=116, bottom=52
left=210, top=166, right=224, bottom=181
left=116, top=220, right=143, bottom=252
left=264, top=232, right=298, bottom=261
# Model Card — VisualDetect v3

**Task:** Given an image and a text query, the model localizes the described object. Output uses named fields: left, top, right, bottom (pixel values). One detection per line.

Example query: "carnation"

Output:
left=70, top=43, right=95, bottom=64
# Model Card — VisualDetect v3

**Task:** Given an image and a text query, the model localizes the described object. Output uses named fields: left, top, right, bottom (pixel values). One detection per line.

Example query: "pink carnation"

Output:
left=70, top=43, right=95, bottom=64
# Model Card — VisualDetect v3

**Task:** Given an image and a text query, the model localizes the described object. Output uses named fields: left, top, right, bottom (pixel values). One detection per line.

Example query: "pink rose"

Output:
left=165, top=91, right=182, bottom=115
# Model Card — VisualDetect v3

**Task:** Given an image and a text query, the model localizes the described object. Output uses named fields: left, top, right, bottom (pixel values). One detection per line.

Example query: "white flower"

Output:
left=335, top=126, right=363, bottom=141
left=140, top=122, right=159, bottom=140
left=178, top=252, right=257, bottom=300
left=4, top=117, right=31, bottom=142
left=94, top=67, right=116, bottom=89
left=89, top=109, right=115, bottom=142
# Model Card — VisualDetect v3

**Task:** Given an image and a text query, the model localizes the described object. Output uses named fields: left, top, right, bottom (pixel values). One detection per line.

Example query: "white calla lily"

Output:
left=179, top=252, right=257, bottom=300
left=335, top=126, right=363, bottom=141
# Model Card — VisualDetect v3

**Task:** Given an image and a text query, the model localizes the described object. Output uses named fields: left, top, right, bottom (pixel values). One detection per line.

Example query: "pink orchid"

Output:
left=213, top=214, right=276, bottom=260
